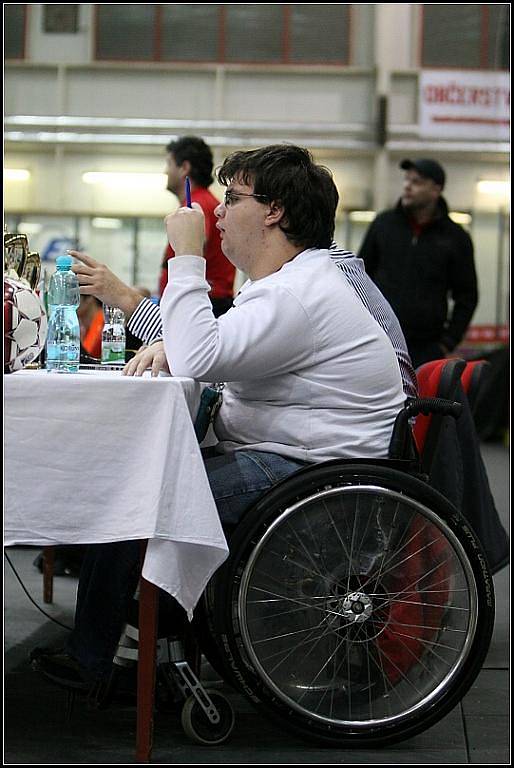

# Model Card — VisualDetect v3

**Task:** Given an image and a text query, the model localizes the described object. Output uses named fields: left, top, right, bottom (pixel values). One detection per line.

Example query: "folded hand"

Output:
left=123, top=341, right=170, bottom=377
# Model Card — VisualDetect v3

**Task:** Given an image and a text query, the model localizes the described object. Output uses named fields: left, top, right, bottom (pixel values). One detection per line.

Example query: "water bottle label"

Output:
left=66, top=343, right=80, bottom=360
left=102, top=343, right=125, bottom=364
left=47, top=342, right=79, bottom=359
left=46, top=342, right=79, bottom=372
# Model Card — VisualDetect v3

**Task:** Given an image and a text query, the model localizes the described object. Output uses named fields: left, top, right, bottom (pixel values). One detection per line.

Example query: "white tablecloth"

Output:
left=4, top=368, right=229, bottom=618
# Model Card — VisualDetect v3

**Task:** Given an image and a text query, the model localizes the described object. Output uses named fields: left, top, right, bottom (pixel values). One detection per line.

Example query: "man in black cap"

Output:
left=358, top=158, right=478, bottom=368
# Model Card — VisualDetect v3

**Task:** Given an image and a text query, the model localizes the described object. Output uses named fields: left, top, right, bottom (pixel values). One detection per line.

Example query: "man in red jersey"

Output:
left=161, top=136, right=235, bottom=316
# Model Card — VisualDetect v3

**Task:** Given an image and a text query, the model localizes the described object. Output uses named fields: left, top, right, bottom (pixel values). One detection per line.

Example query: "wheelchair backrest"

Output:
left=413, top=358, right=466, bottom=473
left=387, top=358, right=465, bottom=470
left=460, top=359, right=491, bottom=415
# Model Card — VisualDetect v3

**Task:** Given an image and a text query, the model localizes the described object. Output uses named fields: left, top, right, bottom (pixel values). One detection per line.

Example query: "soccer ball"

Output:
left=4, top=277, right=48, bottom=373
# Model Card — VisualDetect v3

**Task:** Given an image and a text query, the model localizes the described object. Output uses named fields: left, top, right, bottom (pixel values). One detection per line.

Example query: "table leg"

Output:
left=136, top=574, right=158, bottom=763
left=43, top=546, right=54, bottom=604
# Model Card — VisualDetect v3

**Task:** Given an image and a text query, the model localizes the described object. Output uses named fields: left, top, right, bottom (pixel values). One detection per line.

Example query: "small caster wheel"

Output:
left=181, top=690, right=235, bottom=745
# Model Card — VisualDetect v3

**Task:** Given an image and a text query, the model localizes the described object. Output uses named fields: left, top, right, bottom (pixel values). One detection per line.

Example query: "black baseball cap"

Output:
left=400, top=158, right=446, bottom=188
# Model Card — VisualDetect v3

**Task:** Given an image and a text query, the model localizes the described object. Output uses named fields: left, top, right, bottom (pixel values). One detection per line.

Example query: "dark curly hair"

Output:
left=166, top=136, right=214, bottom=187
left=217, top=144, right=338, bottom=250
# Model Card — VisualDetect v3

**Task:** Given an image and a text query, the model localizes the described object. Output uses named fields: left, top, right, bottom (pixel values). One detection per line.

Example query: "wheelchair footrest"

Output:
left=113, top=623, right=177, bottom=667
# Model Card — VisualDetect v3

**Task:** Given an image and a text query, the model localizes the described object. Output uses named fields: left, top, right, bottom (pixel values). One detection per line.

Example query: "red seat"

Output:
left=413, top=357, right=466, bottom=473
left=460, top=359, right=490, bottom=415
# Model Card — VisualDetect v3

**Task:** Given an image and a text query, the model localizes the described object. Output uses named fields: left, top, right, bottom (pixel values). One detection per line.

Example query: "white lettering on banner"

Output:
left=419, top=70, right=510, bottom=140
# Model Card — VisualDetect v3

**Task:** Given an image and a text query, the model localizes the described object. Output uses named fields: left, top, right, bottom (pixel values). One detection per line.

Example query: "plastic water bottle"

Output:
left=46, top=254, right=80, bottom=373
left=101, top=305, right=126, bottom=364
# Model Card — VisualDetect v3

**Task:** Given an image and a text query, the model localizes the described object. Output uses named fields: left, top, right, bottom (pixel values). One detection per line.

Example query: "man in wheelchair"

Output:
left=32, top=143, right=405, bottom=685
left=32, top=145, right=493, bottom=748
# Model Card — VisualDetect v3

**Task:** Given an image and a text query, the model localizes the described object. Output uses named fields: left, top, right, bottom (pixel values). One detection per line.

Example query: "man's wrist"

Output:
left=118, top=287, right=145, bottom=321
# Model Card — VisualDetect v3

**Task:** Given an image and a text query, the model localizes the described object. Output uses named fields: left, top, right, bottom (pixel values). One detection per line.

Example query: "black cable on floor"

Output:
left=4, top=551, right=73, bottom=631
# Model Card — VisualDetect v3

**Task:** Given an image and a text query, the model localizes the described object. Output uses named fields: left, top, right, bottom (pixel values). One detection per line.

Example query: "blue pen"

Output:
left=185, top=176, right=192, bottom=208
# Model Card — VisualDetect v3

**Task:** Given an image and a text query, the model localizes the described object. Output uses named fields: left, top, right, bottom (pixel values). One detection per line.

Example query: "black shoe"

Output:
left=33, top=552, right=75, bottom=576
left=30, top=647, right=93, bottom=692
left=33, top=547, right=84, bottom=577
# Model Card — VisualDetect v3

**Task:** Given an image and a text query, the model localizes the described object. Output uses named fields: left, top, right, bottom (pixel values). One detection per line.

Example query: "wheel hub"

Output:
left=340, top=591, right=373, bottom=623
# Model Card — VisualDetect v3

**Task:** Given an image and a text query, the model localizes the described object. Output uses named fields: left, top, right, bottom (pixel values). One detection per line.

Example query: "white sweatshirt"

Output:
left=160, top=248, right=405, bottom=462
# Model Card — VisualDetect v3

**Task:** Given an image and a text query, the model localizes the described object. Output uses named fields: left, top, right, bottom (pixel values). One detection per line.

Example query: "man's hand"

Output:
left=165, top=202, right=205, bottom=257
left=123, top=341, right=170, bottom=378
left=69, top=250, right=143, bottom=320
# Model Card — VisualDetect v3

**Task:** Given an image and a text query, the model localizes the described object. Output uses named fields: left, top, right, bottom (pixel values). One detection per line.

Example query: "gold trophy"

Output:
left=4, top=227, right=47, bottom=372
left=4, top=229, right=41, bottom=290
left=22, top=251, right=42, bottom=291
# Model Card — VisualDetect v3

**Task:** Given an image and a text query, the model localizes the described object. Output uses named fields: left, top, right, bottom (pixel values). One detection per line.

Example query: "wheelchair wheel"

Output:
left=181, top=690, right=235, bottom=745
left=205, top=462, right=495, bottom=747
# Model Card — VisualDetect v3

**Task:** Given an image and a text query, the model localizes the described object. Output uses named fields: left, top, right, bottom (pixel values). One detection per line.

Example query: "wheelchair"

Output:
left=114, top=362, right=496, bottom=748
left=193, top=390, right=495, bottom=747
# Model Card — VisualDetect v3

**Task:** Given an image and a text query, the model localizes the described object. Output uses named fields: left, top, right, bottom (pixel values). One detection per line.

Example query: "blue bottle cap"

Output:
left=56, top=254, right=73, bottom=270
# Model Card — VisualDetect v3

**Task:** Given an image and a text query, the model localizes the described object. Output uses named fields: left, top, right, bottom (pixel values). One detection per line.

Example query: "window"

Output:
left=224, top=5, right=283, bottom=63
left=289, top=5, right=350, bottom=64
left=96, top=5, right=156, bottom=61
left=43, top=5, right=79, bottom=34
left=95, top=4, right=350, bottom=64
left=487, top=5, right=510, bottom=69
left=160, top=4, right=220, bottom=62
left=4, top=4, right=27, bottom=59
left=422, top=4, right=510, bottom=70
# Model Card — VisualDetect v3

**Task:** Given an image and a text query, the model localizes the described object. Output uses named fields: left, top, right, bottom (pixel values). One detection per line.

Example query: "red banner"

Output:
left=463, top=325, right=509, bottom=343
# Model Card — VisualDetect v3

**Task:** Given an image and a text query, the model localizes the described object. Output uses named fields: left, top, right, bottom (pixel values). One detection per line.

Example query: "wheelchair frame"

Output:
left=113, top=390, right=495, bottom=750
left=194, top=395, right=495, bottom=747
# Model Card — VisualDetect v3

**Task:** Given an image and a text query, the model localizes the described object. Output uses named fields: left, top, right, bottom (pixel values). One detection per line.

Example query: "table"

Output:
left=4, top=368, right=229, bottom=761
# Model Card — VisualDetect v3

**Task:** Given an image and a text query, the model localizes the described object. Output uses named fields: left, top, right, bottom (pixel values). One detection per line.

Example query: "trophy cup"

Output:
left=4, top=227, right=48, bottom=373
left=4, top=231, right=29, bottom=280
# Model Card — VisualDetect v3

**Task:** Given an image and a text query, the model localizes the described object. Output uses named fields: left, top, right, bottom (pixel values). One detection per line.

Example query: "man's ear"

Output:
left=264, top=201, right=285, bottom=227
left=180, top=160, right=192, bottom=178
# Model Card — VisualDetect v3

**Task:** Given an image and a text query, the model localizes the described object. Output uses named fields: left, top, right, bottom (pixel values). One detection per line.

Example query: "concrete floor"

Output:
left=4, top=442, right=510, bottom=764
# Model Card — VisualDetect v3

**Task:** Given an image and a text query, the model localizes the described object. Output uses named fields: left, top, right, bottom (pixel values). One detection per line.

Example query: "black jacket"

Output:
left=358, top=198, right=478, bottom=350
left=429, top=382, right=509, bottom=575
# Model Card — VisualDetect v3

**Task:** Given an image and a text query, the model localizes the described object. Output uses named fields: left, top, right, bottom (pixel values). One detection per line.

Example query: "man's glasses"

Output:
left=224, top=190, right=269, bottom=207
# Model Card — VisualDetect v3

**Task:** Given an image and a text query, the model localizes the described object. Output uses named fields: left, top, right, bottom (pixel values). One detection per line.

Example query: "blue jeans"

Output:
left=66, top=449, right=307, bottom=679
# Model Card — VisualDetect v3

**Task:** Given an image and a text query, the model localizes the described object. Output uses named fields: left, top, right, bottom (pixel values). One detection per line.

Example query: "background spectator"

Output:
left=359, top=158, right=478, bottom=368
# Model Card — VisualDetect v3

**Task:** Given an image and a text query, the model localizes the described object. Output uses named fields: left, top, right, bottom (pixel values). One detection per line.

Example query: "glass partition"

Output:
left=6, top=210, right=508, bottom=335
left=78, top=217, right=136, bottom=288
left=6, top=215, right=79, bottom=269
left=136, top=217, right=169, bottom=298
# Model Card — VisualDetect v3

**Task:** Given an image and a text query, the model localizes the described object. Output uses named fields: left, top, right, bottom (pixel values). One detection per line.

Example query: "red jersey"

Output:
left=81, top=307, right=104, bottom=359
left=159, top=186, right=235, bottom=299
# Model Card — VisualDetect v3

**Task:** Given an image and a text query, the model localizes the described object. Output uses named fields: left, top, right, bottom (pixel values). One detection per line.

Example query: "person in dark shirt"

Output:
left=359, top=158, right=478, bottom=368
left=160, top=136, right=235, bottom=317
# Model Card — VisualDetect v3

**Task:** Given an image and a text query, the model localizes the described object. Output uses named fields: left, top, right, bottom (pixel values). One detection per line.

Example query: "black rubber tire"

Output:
left=204, top=461, right=495, bottom=747
left=181, top=690, right=235, bottom=745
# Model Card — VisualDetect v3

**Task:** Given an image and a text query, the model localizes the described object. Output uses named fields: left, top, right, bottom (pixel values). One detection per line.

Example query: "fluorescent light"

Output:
left=4, top=168, right=31, bottom=181
left=476, top=180, right=510, bottom=196
left=91, top=217, right=123, bottom=229
left=82, top=172, right=167, bottom=187
left=449, top=212, right=472, bottom=226
left=349, top=210, right=376, bottom=223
